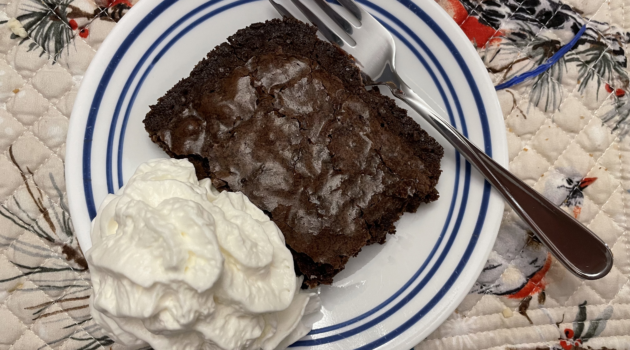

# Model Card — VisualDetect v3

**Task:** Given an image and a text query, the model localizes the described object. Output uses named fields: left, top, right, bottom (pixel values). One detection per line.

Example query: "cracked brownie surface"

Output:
left=144, top=18, right=443, bottom=287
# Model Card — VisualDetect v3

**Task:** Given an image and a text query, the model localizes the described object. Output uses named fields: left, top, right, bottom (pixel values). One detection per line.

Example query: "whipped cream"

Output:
left=87, top=158, right=318, bottom=350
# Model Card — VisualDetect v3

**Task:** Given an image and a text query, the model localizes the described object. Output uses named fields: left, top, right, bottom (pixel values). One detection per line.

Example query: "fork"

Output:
left=270, top=0, right=613, bottom=280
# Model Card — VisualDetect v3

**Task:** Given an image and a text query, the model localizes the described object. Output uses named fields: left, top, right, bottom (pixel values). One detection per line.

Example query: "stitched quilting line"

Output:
left=506, top=1, right=612, bottom=170
left=474, top=334, right=630, bottom=350
left=466, top=0, right=625, bottom=324
left=3, top=85, right=74, bottom=190
left=431, top=0, right=628, bottom=345
left=1, top=2, right=114, bottom=347
left=8, top=329, right=54, bottom=350
left=619, top=138, right=630, bottom=279
left=4, top=257, right=85, bottom=302
left=497, top=43, right=616, bottom=312
left=618, top=0, right=630, bottom=269
left=508, top=0, right=616, bottom=167
left=493, top=2, right=597, bottom=167
left=528, top=139, right=620, bottom=308
left=3, top=0, right=630, bottom=350
left=0, top=176, right=99, bottom=344
left=3, top=42, right=94, bottom=211
left=0, top=134, right=71, bottom=230
left=55, top=327, right=102, bottom=350
left=585, top=185, right=626, bottom=236
left=485, top=2, right=574, bottom=87
left=2, top=146, right=64, bottom=206
left=424, top=311, right=630, bottom=344
left=494, top=5, right=627, bottom=344
left=3, top=49, right=82, bottom=213
left=3, top=231, right=92, bottom=307
left=509, top=68, right=612, bottom=175
left=2, top=283, right=38, bottom=350
left=461, top=1, right=549, bottom=66
left=459, top=271, right=630, bottom=324
left=481, top=2, right=569, bottom=146
left=14, top=0, right=116, bottom=61
left=0, top=307, right=26, bottom=347
left=621, top=0, right=630, bottom=282
left=474, top=0, right=552, bottom=52
left=11, top=2, right=568, bottom=348
left=561, top=148, right=620, bottom=229
left=460, top=278, right=630, bottom=330
left=2, top=249, right=96, bottom=349
left=495, top=24, right=588, bottom=90
left=0, top=201, right=70, bottom=251
left=525, top=87, right=621, bottom=223
left=602, top=267, right=630, bottom=306
left=416, top=0, right=529, bottom=119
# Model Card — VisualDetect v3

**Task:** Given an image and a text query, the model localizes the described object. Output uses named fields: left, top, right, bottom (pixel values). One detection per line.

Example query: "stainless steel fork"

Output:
left=270, top=0, right=613, bottom=280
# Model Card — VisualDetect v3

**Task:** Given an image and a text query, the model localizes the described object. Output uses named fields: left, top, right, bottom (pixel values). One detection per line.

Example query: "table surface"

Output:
left=0, top=0, right=628, bottom=349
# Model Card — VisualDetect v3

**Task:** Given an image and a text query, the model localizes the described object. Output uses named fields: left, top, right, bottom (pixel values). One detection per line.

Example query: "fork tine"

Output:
left=314, top=0, right=353, bottom=34
left=336, top=0, right=362, bottom=21
left=291, top=0, right=345, bottom=46
left=269, top=0, right=295, bottom=18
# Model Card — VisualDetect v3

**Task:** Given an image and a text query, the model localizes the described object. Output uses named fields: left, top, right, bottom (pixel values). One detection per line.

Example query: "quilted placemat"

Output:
left=0, top=0, right=628, bottom=349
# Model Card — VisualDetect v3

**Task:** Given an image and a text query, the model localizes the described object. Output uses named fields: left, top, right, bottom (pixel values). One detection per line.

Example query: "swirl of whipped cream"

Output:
left=87, top=158, right=318, bottom=350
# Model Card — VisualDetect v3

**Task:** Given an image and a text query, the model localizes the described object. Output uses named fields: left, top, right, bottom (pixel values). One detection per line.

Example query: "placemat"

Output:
left=0, top=0, right=628, bottom=349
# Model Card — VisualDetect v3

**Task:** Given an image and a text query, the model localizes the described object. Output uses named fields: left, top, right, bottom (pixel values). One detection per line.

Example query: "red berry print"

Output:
left=605, top=83, right=613, bottom=93
left=79, top=28, right=89, bottom=38
left=615, top=88, right=625, bottom=97
left=108, top=0, right=132, bottom=7
left=559, top=340, right=572, bottom=350
left=564, top=328, right=575, bottom=338
left=68, top=19, right=78, bottom=30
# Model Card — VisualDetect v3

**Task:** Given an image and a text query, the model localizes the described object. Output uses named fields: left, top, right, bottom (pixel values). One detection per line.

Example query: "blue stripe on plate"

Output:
left=353, top=0, right=493, bottom=347
left=108, top=0, right=463, bottom=337
left=81, top=0, right=493, bottom=347
left=83, top=0, right=180, bottom=218
left=109, top=0, right=237, bottom=191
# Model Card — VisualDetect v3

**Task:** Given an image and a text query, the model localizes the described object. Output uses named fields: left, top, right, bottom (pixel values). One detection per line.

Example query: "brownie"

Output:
left=144, top=18, right=443, bottom=288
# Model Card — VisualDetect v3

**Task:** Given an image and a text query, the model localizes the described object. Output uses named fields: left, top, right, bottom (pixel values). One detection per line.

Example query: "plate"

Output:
left=65, top=0, right=508, bottom=348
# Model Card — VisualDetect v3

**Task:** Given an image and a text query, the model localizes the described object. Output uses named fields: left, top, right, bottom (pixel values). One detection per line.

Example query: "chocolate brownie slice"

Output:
left=144, top=18, right=443, bottom=288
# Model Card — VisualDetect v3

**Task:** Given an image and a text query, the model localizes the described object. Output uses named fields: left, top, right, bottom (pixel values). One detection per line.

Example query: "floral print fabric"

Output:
left=0, top=0, right=628, bottom=349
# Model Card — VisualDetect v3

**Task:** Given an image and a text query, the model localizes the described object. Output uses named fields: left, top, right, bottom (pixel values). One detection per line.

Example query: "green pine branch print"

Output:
left=14, top=0, right=75, bottom=61
left=1, top=0, right=132, bottom=61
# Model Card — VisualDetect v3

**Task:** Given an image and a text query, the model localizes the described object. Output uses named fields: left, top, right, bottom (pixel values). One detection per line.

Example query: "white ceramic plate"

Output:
left=66, top=0, right=507, bottom=348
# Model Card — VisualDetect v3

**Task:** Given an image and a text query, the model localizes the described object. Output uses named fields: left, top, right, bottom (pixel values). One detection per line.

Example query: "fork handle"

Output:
left=389, top=79, right=613, bottom=280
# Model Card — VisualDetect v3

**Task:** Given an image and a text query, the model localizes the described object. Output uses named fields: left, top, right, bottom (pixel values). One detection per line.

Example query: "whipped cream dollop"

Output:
left=87, top=158, right=318, bottom=350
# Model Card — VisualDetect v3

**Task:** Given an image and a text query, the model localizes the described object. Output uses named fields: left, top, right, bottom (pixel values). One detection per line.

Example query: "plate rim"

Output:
left=65, top=0, right=508, bottom=348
